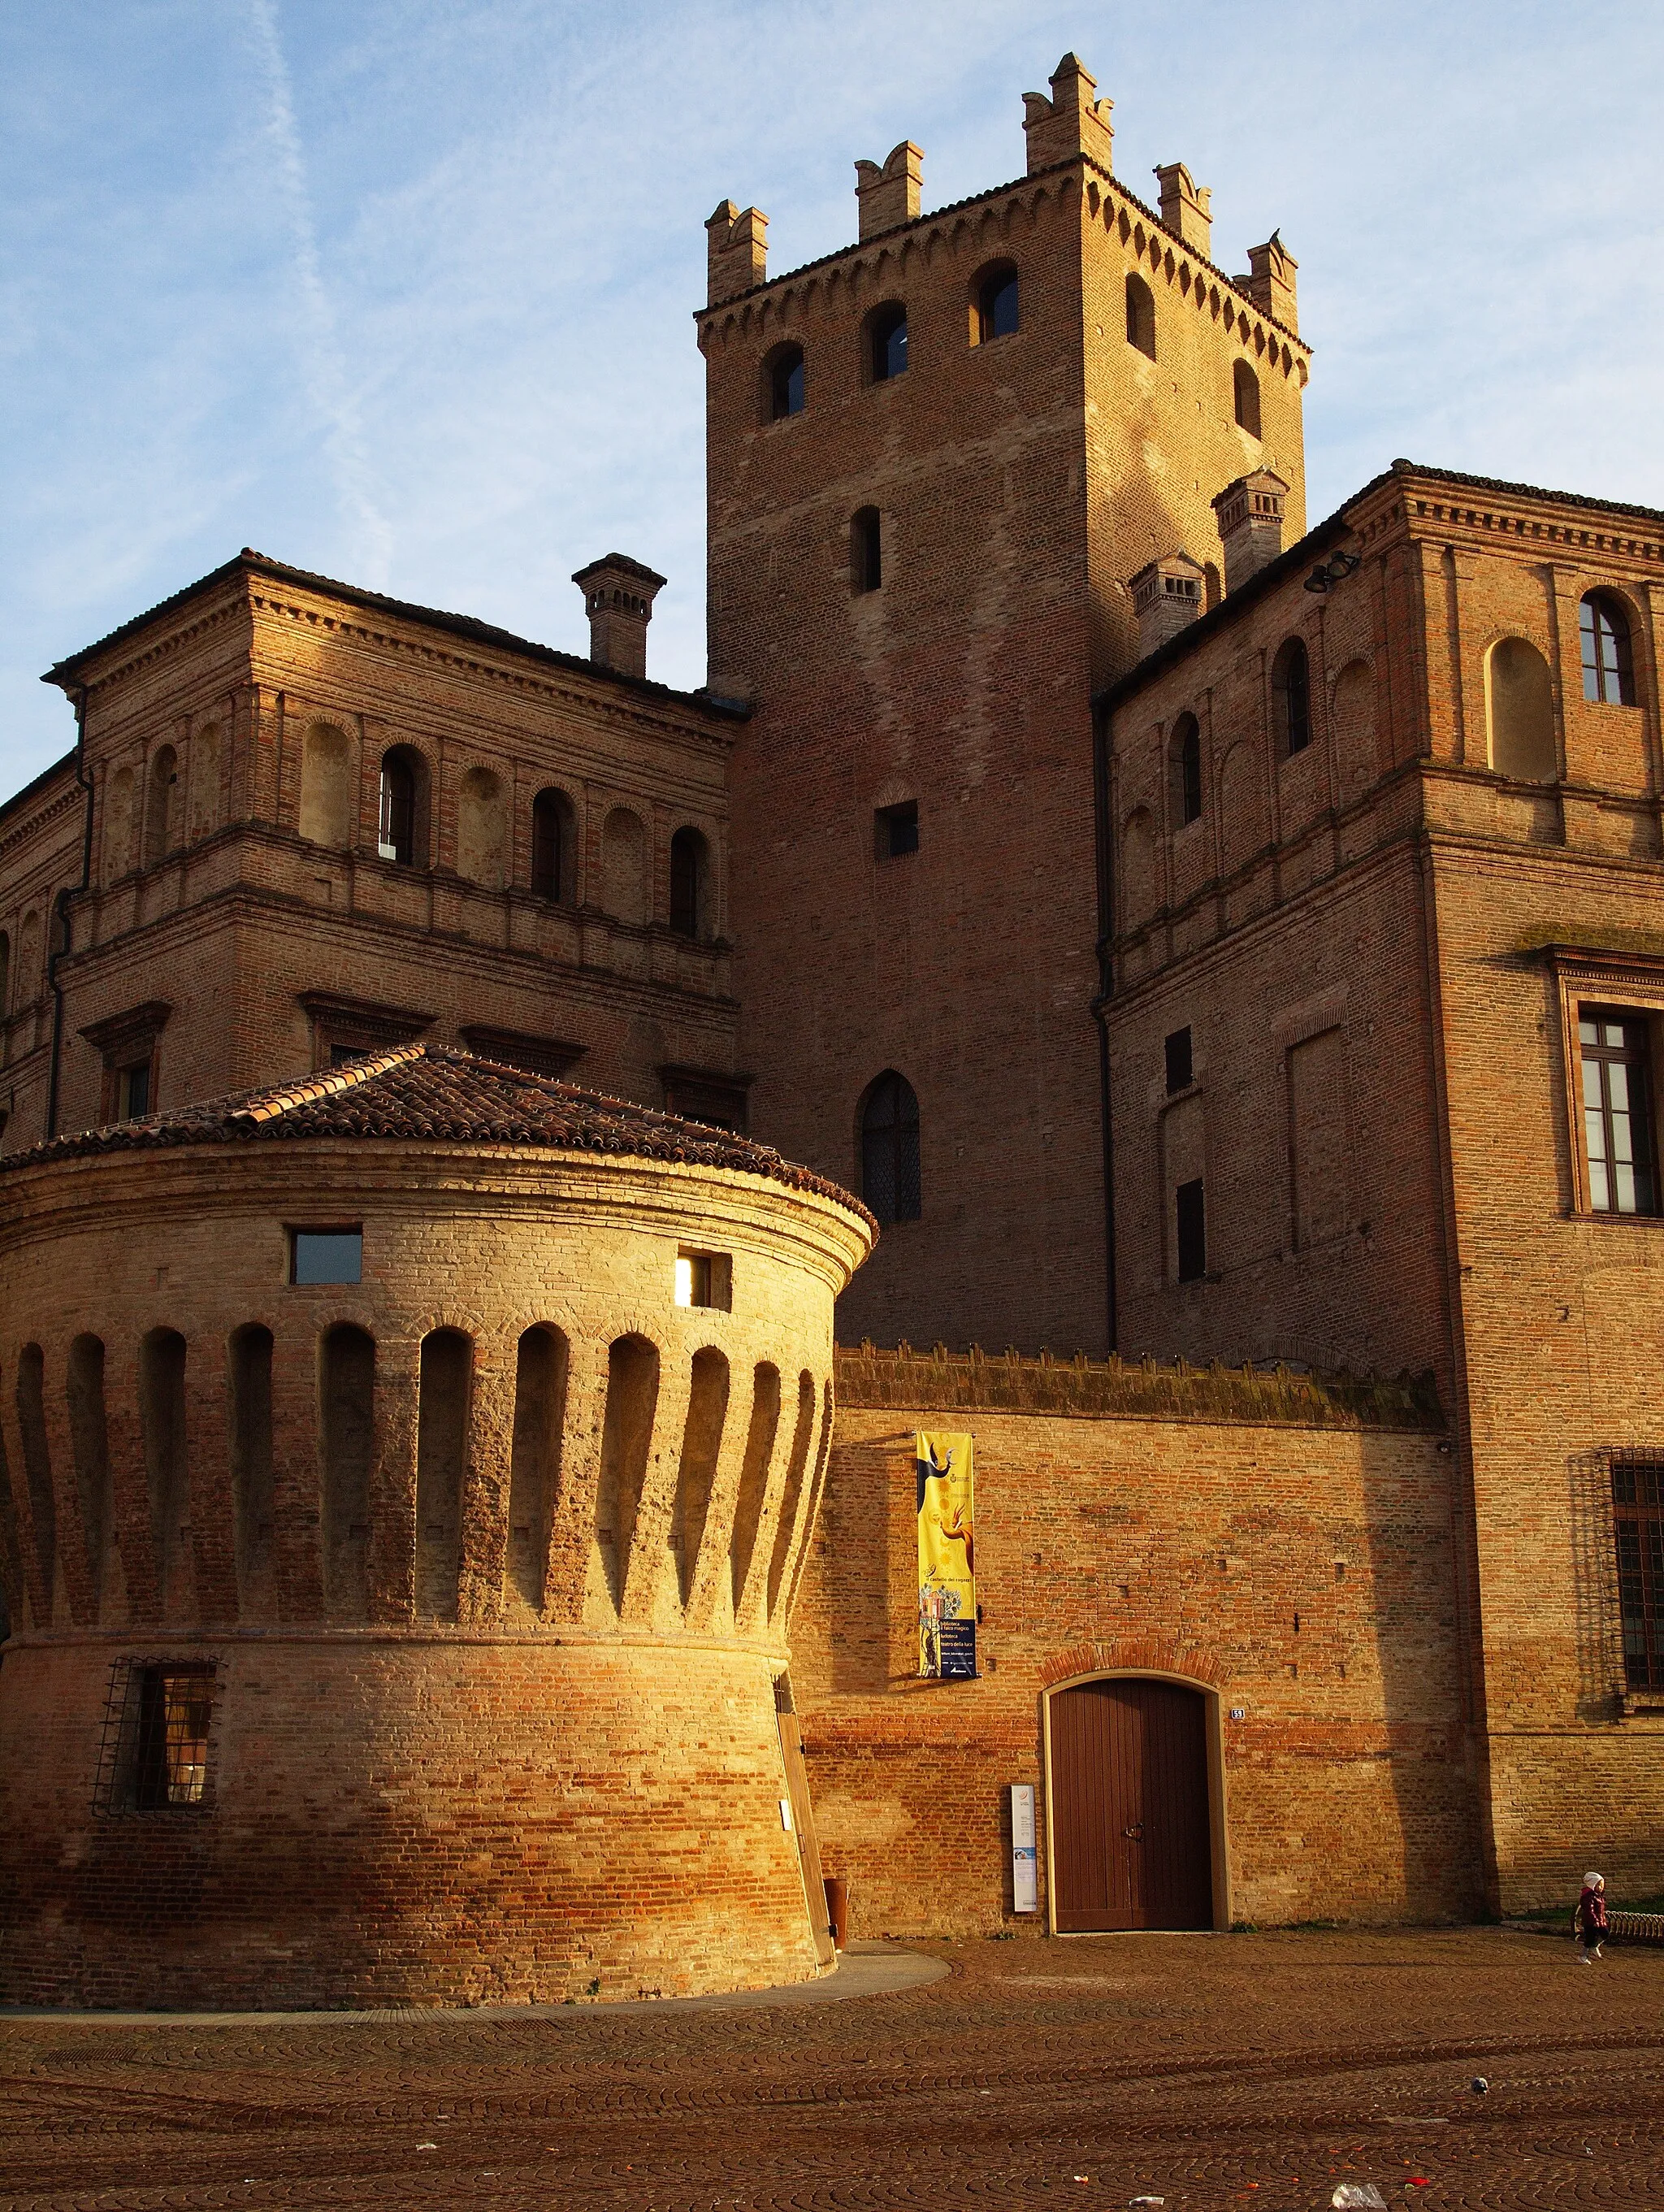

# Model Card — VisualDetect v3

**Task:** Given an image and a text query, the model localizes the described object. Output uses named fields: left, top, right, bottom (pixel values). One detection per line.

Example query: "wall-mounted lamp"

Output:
left=1303, top=549, right=1362, bottom=593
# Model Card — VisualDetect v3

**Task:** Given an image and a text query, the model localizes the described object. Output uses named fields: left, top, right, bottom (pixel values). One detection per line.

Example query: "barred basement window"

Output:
left=1613, top=1460, right=1664, bottom=1689
left=1580, top=1012, right=1659, bottom=1216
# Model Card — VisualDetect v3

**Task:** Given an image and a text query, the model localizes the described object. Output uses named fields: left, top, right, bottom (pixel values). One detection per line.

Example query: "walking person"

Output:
left=1575, top=1871, right=1608, bottom=1963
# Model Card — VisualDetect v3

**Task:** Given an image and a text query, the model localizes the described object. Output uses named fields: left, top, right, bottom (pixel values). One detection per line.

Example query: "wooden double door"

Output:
left=1049, top=1676, right=1215, bottom=1932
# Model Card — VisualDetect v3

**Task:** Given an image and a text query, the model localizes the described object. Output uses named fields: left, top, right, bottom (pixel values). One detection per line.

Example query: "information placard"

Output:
left=1011, top=1782, right=1038, bottom=1913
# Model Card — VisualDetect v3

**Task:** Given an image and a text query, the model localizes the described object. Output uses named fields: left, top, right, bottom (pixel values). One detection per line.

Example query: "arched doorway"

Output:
left=1046, top=1675, right=1216, bottom=1931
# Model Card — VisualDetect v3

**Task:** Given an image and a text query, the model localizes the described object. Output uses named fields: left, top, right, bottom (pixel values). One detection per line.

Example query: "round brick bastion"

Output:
left=0, top=1046, right=874, bottom=2008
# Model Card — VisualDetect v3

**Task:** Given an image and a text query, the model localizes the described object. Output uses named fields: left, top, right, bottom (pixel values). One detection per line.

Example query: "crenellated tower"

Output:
left=699, top=56, right=1311, bottom=1354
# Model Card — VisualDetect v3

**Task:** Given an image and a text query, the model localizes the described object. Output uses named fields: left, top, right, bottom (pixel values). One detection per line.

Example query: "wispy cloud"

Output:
left=242, top=0, right=391, bottom=586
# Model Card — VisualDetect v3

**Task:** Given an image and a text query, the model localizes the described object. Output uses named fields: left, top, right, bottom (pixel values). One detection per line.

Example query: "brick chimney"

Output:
left=573, top=555, right=666, bottom=680
left=856, top=141, right=923, bottom=241
left=1244, top=232, right=1298, bottom=333
left=1130, top=552, right=1207, bottom=659
left=1211, top=472, right=1289, bottom=596
left=1153, top=163, right=1212, bottom=259
left=1022, top=54, right=1114, bottom=176
left=706, top=201, right=768, bottom=306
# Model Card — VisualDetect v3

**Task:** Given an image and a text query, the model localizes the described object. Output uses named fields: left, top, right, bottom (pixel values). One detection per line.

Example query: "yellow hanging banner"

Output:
left=916, top=1430, right=977, bottom=1679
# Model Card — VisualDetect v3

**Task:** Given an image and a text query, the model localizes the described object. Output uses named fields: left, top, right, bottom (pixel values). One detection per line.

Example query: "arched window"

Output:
left=852, top=506, right=882, bottom=594
left=1486, top=637, right=1557, bottom=781
left=972, top=261, right=1019, bottom=345
left=670, top=826, right=708, bottom=939
left=867, top=301, right=908, bottom=382
left=1125, top=273, right=1156, bottom=360
left=764, top=341, right=805, bottom=421
left=377, top=747, right=422, bottom=865
left=861, top=1071, right=921, bottom=1225
left=1272, top=637, right=1311, bottom=757
left=1233, top=360, right=1261, bottom=438
left=1581, top=592, right=1636, bottom=705
left=145, top=745, right=178, bottom=866
left=531, top=787, right=577, bottom=901
left=1168, top=713, right=1202, bottom=828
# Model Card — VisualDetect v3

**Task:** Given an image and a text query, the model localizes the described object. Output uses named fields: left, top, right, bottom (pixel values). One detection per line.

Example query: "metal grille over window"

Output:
left=1580, top=1013, right=1658, bottom=1215
left=861, top=1070, right=921, bottom=1225
left=1613, top=1461, right=1664, bottom=1689
left=93, top=1659, right=214, bottom=1812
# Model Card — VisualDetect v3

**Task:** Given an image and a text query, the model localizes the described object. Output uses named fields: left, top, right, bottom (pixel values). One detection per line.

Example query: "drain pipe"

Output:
left=45, top=684, right=93, bottom=1140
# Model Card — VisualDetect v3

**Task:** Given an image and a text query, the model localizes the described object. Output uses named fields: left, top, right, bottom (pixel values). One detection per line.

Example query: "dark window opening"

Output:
left=378, top=752, right=418, bottom=865
left=1168, top=714, right=1202, bottom=827
left=1176, top=1178, right=1207, bottom=1282
left=132, top=1665, right=212, bottom=1810
left=1580, top=1012, right=1659, bottom=1216
left=1233, top=359, right=1262, bottom=438
left=291, top=1227, right=365, bottom=1286
left=975, top=264, right=1019, bottom=344
left=875, top=800, right=918, bottom=860
left=1164, top=1026, right=1194, bottom=1094
left=531, top=787, right=576, bottom=902
left=327, top=1042, right=373, bottom=1068
left=116, top=1057, right=151, bottom=1121
left=1125, top=273, right=1156, bottom=360
left=676, top=1248, right=732, bottom=1311
left=768, top=344, right=805, bottom=420
left=670, top=826, right=708, bottom=938
left=1272, top=636, right=1311, bottom=757
left=852, top=506, right=882, bottom=593
left=869, top=303, right=908, bottom=382
left=861, top=1070, right=921, bottom=1226
left=1582, top=593, right=1636, bottom=706
left=1614, top=1459, right=1664, bottom=1689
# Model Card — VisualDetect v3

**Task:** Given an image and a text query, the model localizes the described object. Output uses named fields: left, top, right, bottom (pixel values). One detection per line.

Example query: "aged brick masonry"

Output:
left=2, top=55, right=1662, bottom=2001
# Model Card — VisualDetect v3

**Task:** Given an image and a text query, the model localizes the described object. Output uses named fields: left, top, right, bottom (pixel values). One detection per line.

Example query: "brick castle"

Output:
left=1, top=56, right=1660, bottom=1997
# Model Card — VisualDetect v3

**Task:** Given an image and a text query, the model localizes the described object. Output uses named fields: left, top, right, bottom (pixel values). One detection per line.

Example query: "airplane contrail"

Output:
left=245, top=0, right=392, bottom=585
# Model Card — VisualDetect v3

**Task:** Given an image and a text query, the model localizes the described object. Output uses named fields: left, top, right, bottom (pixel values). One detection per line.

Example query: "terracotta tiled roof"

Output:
left=0, top=1045, right=875, bottom=1225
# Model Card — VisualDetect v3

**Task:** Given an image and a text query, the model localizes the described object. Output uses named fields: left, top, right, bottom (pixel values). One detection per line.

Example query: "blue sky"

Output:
left=2, top=2, right=1661, bottom=792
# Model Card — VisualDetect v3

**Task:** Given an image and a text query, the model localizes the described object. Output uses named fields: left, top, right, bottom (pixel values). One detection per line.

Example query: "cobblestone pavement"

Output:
left=2, top=1928, right=1662, bottom=2210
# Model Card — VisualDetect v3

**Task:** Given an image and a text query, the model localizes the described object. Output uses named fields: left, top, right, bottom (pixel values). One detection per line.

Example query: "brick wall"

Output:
left=791, top=1348, right=1476, bottom=1937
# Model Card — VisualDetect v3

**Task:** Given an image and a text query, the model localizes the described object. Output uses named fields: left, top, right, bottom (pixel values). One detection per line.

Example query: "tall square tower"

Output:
left=701, top=57, right=1310, bottom=1351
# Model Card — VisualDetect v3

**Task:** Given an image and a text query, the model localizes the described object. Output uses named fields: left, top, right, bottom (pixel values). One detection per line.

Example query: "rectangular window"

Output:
left=1580, top=1011, right=1659, bottom=1215
left=132, top=1665, right=213, bottom=1809
left=1613, top=1460, right=1664, bottom=1689
left=875, top=800, right=919, bottom=861
left=1164, top=1026, right=1193, bottom=1094
left=1176, top=1177, right=1206, bottom=1282
left=291, top=1227, right=364, bottom=1286
left=117, top=1058, right=151, bottom=1120
left=674, top=1248, right=732, bottom=1311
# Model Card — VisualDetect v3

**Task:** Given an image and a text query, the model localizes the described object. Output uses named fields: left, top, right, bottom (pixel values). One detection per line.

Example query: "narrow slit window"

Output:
left=291, top=1227, right=364, bottom=1286
left=852, top=507, right=882, bottom=594
left=1580, top=1013, right=1659, bottom=1216
left=1164, top=1026, right=1193, bottom=1094
left=1176, top=1177, right=1207, bottom=1282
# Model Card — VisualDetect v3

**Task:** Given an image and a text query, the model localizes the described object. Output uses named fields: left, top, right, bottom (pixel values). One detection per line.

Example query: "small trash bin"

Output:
left=823, top=1876, right=850, bottom=1951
